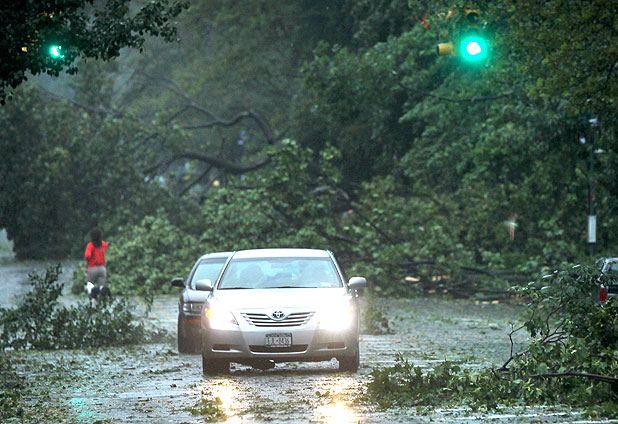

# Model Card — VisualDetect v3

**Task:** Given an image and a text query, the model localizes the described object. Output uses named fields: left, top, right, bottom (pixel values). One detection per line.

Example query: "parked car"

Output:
left=171, top=252, right=232, bottom=353
left=597, top=257, right=618, bottom=302
left=197, top=248, right=367, bottom=374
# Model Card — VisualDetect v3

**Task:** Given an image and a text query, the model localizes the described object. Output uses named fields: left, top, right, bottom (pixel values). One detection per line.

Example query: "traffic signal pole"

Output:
left=588, top=117, right=598, bottom=256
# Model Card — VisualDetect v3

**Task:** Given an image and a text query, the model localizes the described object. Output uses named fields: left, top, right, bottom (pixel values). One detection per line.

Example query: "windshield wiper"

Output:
left=220, top=286, right=251, bottom=290
left=268, top=285, right=309, bottom=289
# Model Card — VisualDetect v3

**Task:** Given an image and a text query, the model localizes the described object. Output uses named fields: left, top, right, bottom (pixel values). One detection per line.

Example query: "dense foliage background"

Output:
left=1, top=0, right=616, bottom=295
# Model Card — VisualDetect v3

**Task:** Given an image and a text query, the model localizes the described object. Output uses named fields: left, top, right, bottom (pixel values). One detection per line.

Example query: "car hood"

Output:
left=211, top=287, right=350, bottom=310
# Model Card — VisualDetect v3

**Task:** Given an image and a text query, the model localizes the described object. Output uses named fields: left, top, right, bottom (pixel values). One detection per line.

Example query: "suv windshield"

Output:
left=218, top=257, right=341, bottom=289
left=190, top=259, right=227, bottom=289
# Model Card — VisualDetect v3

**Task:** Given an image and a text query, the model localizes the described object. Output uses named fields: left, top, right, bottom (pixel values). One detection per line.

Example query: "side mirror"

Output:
left=171, top=277, right=185, bottom=288
left=348, top=277, right=367, bottom=292
left=195, top=279, right=214, bottom=291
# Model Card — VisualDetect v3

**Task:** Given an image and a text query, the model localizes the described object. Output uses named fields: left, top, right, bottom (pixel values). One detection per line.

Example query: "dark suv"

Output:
left=171, top=252, right=231, bottom=353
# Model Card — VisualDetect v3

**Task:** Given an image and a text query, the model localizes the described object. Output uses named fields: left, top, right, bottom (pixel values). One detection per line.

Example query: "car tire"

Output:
left=338, top=340, right=360, bottom=372
left=177, top=317, right=192, bottom=354
left=202, top=352, right=229, bottom=375
left=201, top=334, right=229, bottom=374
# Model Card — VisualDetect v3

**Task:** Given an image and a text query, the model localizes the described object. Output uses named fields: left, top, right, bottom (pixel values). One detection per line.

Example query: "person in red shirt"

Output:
left=85, top=227, right=108, bottom=285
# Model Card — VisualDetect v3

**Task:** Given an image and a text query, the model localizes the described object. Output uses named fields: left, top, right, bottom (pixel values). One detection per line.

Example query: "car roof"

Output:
left=198, top=251, right=233, bottom=261
left=231, top=248, right=331, bottom=259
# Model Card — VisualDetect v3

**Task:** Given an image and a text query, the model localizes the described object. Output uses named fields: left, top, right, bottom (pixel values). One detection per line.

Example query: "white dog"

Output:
left=84, top=281, right=112, bottom=306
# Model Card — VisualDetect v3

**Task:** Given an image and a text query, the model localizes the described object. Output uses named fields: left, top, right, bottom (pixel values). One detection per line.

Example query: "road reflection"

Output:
left=208, top=378, right=245, bottom=423
left=313, top=376, right=359, bottom=423
left=317, top=400, right=357, bottom=423
left=194, top=367, right=361, bottom=423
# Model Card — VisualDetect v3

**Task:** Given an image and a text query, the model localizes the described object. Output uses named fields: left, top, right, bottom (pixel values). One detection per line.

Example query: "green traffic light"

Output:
left=49, top=45, right=63, bottom=59
left=459, top=36, right=487, bottom=61
left=466, top=41, right=482, bottom=56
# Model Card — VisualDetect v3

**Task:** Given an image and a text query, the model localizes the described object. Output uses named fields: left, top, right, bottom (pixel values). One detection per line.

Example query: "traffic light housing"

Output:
left=458, top=7, right=487, bottom=61
left=436, top=6, right=488, bottom=62
left=437, top=41, right=454, bottom=56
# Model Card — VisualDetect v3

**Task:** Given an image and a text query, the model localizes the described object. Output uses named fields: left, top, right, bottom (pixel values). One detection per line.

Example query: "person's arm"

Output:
left=85, top=242, right=93, bottom=260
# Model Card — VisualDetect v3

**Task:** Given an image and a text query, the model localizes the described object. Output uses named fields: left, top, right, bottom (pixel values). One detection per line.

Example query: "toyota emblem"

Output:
left=272, top=310, right=285, bottom=320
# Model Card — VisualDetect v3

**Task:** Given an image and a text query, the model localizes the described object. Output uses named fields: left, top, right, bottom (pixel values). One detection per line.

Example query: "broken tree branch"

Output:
left=178, top=164, right=214, bottom=197
left=178, top=151, right=271, bottom=175
left=527, top=372, right=618, bottom=384
left=181, top=110, right=277, bottom=145
left=139, top=72, right=278, bottom=145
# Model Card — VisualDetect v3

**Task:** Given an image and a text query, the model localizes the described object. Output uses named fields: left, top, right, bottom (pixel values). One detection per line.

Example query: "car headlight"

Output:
left=182, top=302, right=203, bottom=313
left=319, top=302, right=355, bottom=331
left=203, top=305, right=238, bottom=329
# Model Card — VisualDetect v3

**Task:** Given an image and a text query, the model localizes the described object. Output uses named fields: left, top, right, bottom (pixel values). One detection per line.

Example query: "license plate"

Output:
left=265, top=333, right=292, bottom=347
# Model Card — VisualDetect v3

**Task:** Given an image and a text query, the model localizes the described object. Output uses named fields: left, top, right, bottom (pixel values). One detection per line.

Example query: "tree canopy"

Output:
left=0, top=0, right=188, bottom=104
left=0, top=1, right=616, bottom=292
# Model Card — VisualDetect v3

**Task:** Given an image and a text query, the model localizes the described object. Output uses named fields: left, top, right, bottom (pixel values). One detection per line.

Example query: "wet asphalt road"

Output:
left=2, top=260, right=615, bottom=423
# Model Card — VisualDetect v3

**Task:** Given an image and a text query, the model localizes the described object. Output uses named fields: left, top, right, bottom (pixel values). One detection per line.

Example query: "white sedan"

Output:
left=197, top=248, right=367, bottom=374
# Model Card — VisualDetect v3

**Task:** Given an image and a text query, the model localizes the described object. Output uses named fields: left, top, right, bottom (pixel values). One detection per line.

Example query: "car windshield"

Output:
left=190, top=259, right=227, bottom=290
left=218, top=257, right=341, bottom=289
left=608, top=261, right=618, bottom=278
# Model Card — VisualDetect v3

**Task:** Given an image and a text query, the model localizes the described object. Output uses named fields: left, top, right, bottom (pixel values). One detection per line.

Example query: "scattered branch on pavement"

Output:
left=527, top=372, right=618, bottom=384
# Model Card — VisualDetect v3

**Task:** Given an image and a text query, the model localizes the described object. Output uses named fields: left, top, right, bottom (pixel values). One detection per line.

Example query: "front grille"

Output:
left=250, top=345, right=308, bottom=353
left=241, top=311, right=314, bottom=327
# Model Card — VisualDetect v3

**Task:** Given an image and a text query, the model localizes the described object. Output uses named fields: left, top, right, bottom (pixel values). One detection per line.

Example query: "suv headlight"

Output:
left=182, top=302, right=203, bottom=313
left=319, top=302, right=355, bottom=331
left=203, top=304, right=238, bottom=329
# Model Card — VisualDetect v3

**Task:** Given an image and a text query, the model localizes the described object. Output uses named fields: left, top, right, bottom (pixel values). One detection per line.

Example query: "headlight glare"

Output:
left=204, top=305, right=238, bottom=329
left=319, top=304, right=354, bottom=330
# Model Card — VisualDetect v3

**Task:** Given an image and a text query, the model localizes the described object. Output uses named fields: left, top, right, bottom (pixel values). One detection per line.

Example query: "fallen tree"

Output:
left=0, top=265, right=158, bottom=350
left=367, top=264, right=618, bottom=418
